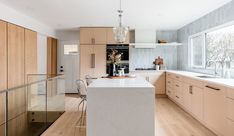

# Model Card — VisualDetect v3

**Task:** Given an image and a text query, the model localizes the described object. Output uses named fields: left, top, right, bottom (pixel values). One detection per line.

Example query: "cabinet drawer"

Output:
left=227, top=98, right=234, bottom=121
left=227, top=88, right=234, bottom=100
left=166, top=78, right=173, bottom=88
left=166, top=72, right=173, bottom=79
left=226, top=118, right=234, bottom=136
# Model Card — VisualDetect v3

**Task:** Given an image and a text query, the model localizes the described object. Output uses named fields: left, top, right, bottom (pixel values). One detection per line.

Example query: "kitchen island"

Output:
left=87, top=77, right=155, bottom=136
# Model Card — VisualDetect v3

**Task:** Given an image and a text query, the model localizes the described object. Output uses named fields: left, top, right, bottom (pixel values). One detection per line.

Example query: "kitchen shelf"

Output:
left=155, top=43, right=182, bottom=46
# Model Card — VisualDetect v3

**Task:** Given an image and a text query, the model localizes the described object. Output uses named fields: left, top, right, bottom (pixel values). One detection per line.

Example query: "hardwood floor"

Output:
left=42, top=95, right=216, bottom=136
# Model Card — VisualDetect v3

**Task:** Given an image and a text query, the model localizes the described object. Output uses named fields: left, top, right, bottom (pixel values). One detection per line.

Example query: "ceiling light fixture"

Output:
left=113, top=0, right=129, bottom=43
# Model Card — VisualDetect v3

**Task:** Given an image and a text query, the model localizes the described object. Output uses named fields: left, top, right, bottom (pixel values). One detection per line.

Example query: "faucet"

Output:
left=207, top=60, right=218, bottom=77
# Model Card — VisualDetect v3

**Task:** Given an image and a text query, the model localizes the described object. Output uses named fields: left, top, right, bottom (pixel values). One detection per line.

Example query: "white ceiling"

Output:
left=0, top=0, right=232, bottom=30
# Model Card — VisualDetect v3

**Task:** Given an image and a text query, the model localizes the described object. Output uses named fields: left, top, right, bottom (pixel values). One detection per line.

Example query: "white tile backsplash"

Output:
left=129, top=46, right=178, bottom=71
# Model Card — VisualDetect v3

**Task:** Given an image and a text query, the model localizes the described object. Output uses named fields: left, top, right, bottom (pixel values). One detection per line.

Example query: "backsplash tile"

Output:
left=129, top=46, right=178, bottom=71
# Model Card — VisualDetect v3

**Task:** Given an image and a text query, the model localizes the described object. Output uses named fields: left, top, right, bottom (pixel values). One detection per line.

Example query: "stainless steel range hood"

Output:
left=129, top=29, right=157, bottom=48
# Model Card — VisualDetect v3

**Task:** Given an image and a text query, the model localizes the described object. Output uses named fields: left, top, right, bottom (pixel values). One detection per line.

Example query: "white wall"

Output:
left=0, top=3, right=56, bottom=37
left=37, top=34, right=47, bottom=74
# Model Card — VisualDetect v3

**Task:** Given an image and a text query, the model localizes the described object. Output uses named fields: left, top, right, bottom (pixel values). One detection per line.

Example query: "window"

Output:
left=189, top=24, right=234, bottom=70
left=190, top=35, right=205, bottom=68
left=64, top=44, right=78, bottom=55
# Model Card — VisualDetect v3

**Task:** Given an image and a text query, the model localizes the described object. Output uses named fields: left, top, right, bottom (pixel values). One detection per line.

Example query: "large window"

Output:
left=190, top=24, right=234, bottom=70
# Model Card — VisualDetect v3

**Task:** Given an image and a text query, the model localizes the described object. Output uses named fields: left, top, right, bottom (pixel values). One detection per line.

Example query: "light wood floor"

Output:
left=41, top=94, right=216, bottom=136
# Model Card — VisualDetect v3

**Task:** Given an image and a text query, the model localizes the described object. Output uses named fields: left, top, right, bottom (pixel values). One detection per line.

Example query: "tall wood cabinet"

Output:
left=80, top=27, right=107, bottom=45
left=47, top=37, right=58, bottom=75
left=79, top=27, right=130, bottom=79
left=0, top=20, right=7, bottom=136
left=7, top=23, right=25, bottom=88
left=25, top=29, right=37, bottom=79
left=80, top=44, right=106, bottom=79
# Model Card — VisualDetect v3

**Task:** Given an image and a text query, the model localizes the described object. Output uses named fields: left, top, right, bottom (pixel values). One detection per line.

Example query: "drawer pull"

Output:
left=176, top=85, right=179, bottom=87
left=176, top=96, right=180, bottom=99
left=176, top=76, right=180, bottom=79
left=205, top=85, right=220, bottom=91
left=168, top=81, right=171, bottom=84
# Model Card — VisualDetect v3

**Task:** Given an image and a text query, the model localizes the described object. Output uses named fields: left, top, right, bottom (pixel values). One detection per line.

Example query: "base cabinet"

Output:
left=204, top=84, right=226, bottom=136
left=132, top=71, right=165, bottom=94
left=191, top=86, right=203, bottom=121
left=226, top=118, right=234, bottom=136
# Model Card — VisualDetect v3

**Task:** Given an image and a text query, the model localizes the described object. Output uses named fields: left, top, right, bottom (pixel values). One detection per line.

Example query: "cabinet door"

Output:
left=47, top=37, right=57, bottom=75
left=191, top=86, right=203, bottom=121
left=0, top=21, right=7, bottom=127
left=182, top=83, right=192, bottom=111
left=93, top=28, right=107, bottom=44
left=80, top=28, right=93, bottom=44
left=93, top=45, right=106, bottom=77
left=149, top=72, right=165, bottom=94
left=25, top=29, right=37, bottom=80
left=7, top=23, right=26, bottom=120
left=204, top=84, right=226, bottom=135
left=226, top=118, right=234, bottom=136
left=80, top=45, right=94, bottom=79
left=7, top=23, right=25, bottom=88
left=0, top=21, right=7, bottom=90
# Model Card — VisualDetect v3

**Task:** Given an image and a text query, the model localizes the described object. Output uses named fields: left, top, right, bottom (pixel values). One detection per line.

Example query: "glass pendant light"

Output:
left=113, top=0, right=129, bottom=43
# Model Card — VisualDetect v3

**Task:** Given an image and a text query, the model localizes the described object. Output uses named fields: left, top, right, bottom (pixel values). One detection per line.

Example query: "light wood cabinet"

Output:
left=25, top=29, right=37, bottom=80
left=0, top=20, right=7, bottom=90
left=182, top=83, right=192, bottom=111
left=132, top=71, right=166, bottom=94
left=148, top=72, right=165, bottom=94
left=0, top=20, right=7, bottom=128
left=47, top=37, right=58, bottom=75
left=204, top=83, right=226, bottom=136
left=7, top=23, right=25, bottom=88
left=191, top=86, right=203, bottom=121
left=7, top=23, right=27, bottom=120
left=80, top=45, right=94, bottom=79
left=80, top=44, right=106, bottom=79
left=93, top=45, right=106, bottom=77
left=106, top=27, right=129, bottom=44
left=167, top=73, right=203, bottom=121
left=226, top=118, right=234, bottom=136
left=80, top=27, right=107, bottom=45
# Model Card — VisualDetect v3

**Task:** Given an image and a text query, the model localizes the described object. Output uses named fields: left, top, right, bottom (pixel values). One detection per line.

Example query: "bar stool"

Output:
left=76, top=79, right=87, bottom=126
left=85, top=75, right=96, bottom=86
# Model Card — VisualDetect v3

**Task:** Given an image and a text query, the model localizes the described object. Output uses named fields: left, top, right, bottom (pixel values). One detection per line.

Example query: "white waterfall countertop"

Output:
left=88, top=76, right=154, bottom=88
left=87, top=76, right=155, bottom=136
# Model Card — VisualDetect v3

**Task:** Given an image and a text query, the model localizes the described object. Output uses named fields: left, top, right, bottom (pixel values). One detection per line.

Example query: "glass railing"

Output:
left=0, top=74, right=65, bottom=136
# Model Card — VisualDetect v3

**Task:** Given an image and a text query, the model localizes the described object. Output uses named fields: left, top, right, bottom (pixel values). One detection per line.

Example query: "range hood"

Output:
left=129, top=29, right=157, bottom=48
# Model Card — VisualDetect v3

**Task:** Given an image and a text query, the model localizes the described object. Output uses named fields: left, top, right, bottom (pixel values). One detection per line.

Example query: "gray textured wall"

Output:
left=156, top=31, right=177, bottom=43
left=177, top=0, right=234, bottom=70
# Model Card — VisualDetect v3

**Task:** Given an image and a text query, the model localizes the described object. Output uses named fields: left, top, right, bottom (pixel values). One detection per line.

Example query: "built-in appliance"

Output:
left=106, top=44, right=129, bottom=74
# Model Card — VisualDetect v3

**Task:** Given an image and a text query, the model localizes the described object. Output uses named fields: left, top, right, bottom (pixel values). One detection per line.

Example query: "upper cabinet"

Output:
left=80, top=27, right=107, bottom=45
left=80, top=27, right=130, bottom=45
left=106, top=27, right=129, bottom=44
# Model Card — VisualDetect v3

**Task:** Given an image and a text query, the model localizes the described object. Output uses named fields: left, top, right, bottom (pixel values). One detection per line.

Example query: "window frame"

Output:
left=189, top=33, right=206, bottom=68
left=188, top=20, right=234, bottom=70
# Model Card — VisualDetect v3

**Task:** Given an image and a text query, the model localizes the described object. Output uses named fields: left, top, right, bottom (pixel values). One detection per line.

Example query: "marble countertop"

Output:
left=88, top=77, right=154, bottom=88
left=167, top=70, right=234, bottom=89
